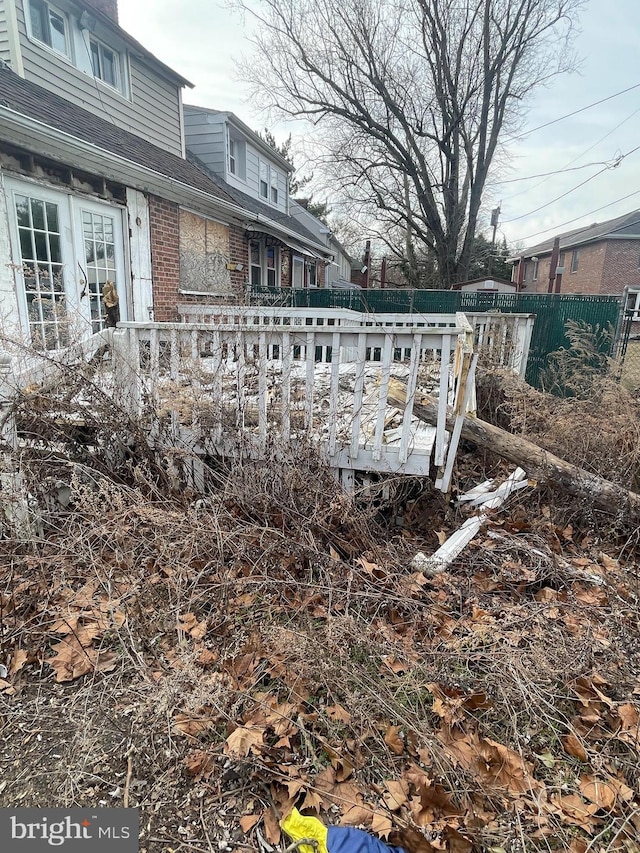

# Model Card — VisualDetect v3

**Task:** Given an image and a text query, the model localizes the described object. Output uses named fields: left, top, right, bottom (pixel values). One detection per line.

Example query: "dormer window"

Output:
left=258, top=160, right=280, bottom=205
left=29, top=0, right=70, bottom=57
left=90, top=38, right=118, bottom=88
left=259, top=161, right=269, bottom=199
left=226, top=127, right=246, bottom=179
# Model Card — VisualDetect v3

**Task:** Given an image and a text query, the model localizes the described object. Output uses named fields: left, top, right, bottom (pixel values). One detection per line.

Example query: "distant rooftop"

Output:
left=520, top=209, right=640, bottom=258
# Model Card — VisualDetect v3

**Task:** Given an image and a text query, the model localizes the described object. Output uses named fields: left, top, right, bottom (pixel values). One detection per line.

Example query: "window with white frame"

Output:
left=292, top=256, right=305, bottom=289
left=28, top=0, right=70, bottom=57
left=571, top=249, right=579, bottom=273
left=270, top=169, right=278, bottom=204
left=266, top=245, right=279, bottom=287
left=307, top=260, right=317, bottom=288
left=249, top=241, right=262, bottom=286
left=259, top=161, right=269, bottom=200
left=7, top=179, right=127, bottom=348
left=89, top=37, right=119, bottom=89
left=626, top=289, right=640, bottom=320
left=532, top=259, right=539, bottom=281
left=226, top=128, right=246, bottom=179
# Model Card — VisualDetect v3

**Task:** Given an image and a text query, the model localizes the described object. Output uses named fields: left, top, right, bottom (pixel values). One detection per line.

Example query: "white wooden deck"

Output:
left=1, top=307, right=534, bottom=493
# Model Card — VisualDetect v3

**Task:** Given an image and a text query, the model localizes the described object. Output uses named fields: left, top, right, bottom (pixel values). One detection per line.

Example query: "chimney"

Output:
left=82, top=0, right=118, bottom=23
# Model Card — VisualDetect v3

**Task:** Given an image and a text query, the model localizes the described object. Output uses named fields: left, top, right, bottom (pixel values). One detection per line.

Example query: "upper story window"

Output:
left=90, top=38, right=118, bottom=88
left=259, top=161, right=269, bottom=200
left=226, top=128, right=246, bottom=180
left=258, top=160, right=281, bottom=205
left=571, top=249, right=579, bottom=272
left=29, top=0, right=70, bottom=57
left=532, top=259, right=539, bottom=281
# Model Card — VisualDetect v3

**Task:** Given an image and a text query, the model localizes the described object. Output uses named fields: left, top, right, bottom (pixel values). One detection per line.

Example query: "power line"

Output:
left=502, top=144, right=640, bottom=224
left=507, top=82, right=640, bottom=142
left=514, top=190, right=640, bottom=245
left=502, top=166, right=610, bottom=223
left=495, top=160, right=614, bottom=185
left=501, top=103, right=640, bottom=203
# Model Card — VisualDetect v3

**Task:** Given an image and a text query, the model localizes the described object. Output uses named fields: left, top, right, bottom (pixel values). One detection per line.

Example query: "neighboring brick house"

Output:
left=0, top=0, right=331, bottom=348
left=511, top=210, right=640, bottom=309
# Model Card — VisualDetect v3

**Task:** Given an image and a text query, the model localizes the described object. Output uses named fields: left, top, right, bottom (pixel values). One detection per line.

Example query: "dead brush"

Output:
left=2, top=344, right=640, bottom=852
left=504, top=376, right=640, bottom=490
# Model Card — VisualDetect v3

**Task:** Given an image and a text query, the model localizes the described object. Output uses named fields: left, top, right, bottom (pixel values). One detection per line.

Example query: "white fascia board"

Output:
left=0, top=106, right=330, bottom=255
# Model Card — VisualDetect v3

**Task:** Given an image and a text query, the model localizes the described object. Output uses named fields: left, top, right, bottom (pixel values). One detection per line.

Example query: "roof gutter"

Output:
left=0, top=106, right=331, bottom=257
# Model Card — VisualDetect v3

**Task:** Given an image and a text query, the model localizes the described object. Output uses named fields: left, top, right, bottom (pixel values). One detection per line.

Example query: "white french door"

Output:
left=75, top=198, right=127, bottom=335
left=6, top=178, right=127, bottom=348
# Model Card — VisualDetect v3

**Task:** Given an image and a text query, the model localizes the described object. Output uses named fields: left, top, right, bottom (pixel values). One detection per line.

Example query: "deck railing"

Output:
left=112, top=312, right=475, bottom=483
left=177, top=304, right=533, bottom=379
left=1, top=305, right=533, bottom=493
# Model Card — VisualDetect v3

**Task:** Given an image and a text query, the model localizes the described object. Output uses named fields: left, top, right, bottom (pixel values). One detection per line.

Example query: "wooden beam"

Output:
left=388, top=379, right=640, bottom=519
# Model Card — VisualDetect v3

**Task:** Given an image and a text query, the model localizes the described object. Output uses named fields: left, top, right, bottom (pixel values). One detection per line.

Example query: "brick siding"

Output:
left=602, top=240, right=640, bottom=295
left=148, top=194, right=180, bottom=322
left=228, top=224, right=248, bottom=297
left=83, top=0, right=118, bottom=21
left=517, top=239, right=639, bottom=295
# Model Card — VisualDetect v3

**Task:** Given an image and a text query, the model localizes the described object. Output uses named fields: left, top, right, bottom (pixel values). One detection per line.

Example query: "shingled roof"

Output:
left=522, top=209, right=640, bottom=258
left=0, top=64, right=235, bottom=206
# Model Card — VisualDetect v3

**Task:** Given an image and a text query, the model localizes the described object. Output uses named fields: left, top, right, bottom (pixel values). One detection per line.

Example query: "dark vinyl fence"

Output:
left=249, top=287, right=622, bottom=388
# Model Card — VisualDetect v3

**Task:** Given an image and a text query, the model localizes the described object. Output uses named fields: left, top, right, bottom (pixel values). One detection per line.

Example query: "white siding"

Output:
left=246, top=144, right=260, bottom=192
left=0, top=2, right=10, bottom=65
left=0, top=168, right=22, bottom=340
left=15, top=0, right=183, bottom=155
left=184, top=109, right=291, bottom=212
left=183, top=110, right=226, bottom=177
left=290, top=201, right=331, bottom=245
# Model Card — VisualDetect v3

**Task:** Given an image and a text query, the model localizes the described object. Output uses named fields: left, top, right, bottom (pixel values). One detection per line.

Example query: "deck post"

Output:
left=112, top=327, right=142, bottom=417
left=0, top=352, right=30, bottom=539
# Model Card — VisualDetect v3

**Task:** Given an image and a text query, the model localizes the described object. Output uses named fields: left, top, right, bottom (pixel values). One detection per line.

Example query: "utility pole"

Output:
left=362, top=240, right=371, bottom=289
left=488, top=206, right=501, bottom=276
left=547, top=237, right=560, bottom=293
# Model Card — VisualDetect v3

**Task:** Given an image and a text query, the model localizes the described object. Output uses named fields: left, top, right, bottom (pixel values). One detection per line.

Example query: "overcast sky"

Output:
left=119, top=0, right=640, bottom=249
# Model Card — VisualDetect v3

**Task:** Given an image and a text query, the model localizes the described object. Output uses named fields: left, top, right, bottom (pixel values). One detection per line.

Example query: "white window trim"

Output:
left=307, top=258, right=317, bottom=288
left=77, top=27, right=130, bottom=99
left=249, top=240, right=262, bottom=287
left=226, top=127, right=246, bottom=183
left=627, top=289, right=640, bottom=321
left=258, top=159, right=269, bottom=201
left=25, top=0, right=73, bottom=61
left=270, top=168, right=279, bottom=205
left=292, top=255, right=305, bottom=289
left=89, top=35, right=120, bottom=91
left=532, top=259, right=539, bottom=281
left=265, top=244, right=280, bottom=288
left=248, top=241, right=281, bottom=288
left=570, top=248, right=579, bottom=273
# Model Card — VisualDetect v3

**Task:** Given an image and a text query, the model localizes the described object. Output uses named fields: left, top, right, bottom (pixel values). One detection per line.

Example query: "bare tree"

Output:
left=238, top=0, right=583, bottom=287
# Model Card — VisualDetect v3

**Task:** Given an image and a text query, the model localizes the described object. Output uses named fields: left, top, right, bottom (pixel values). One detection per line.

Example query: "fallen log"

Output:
left=388, top=380, right=640, bottom=519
